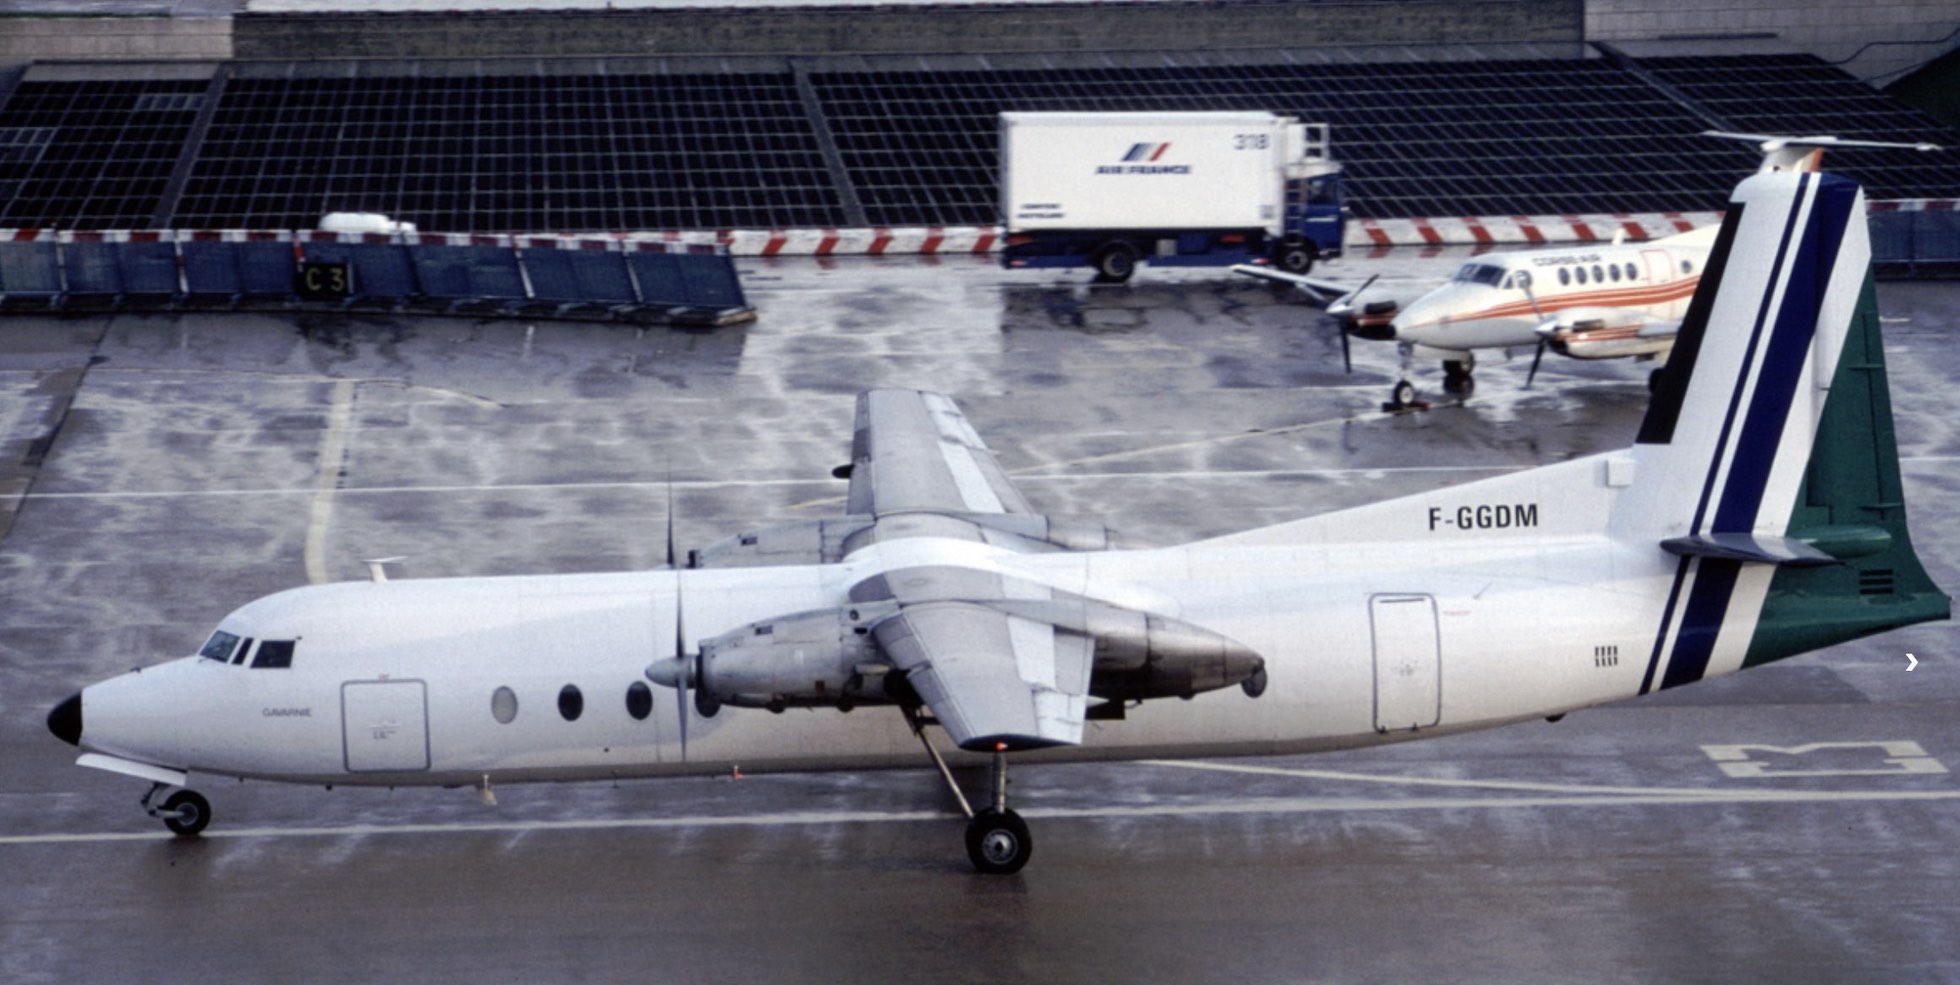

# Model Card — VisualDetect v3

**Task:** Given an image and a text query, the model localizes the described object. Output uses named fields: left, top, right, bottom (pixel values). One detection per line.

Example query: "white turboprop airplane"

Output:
left=47, top=172, right=1948, bottom=873
left=1238, top=133, right=1941, bottom=407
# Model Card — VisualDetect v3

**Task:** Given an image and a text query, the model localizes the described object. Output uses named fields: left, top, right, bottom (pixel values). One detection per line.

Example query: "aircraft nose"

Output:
left=47, top=692, right=82, bottom=747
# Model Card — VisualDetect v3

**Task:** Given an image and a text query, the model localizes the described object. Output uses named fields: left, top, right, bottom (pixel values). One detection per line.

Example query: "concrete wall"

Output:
left=1587, top=0, right=1959, bottom=85
left=229, top=1, right=1586, bottom=60
left=0, top=16, right=231, bottom=65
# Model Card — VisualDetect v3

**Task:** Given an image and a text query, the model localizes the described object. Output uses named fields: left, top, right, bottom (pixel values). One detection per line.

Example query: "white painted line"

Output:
left=7, top=782, right=1960, bottom=847
left=304, top=379, right=356, bottom=586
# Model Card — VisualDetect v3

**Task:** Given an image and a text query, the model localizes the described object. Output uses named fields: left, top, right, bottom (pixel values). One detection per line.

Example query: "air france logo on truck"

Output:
left=1097, top=142, right=1191, bottom=176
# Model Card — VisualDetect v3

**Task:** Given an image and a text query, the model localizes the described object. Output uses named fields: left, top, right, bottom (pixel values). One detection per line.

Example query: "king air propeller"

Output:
left=1325, top=273, right=1379, bottom=373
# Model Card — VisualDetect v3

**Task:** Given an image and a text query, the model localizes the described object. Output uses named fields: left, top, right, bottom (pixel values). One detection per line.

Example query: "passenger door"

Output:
left=1370, top=594, right=1440, bottom=732
left=341, top=680, right=431, bottom=772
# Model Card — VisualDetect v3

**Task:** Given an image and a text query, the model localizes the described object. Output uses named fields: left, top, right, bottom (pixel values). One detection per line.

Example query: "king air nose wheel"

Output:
left=142, top=783, right=211, bottom=837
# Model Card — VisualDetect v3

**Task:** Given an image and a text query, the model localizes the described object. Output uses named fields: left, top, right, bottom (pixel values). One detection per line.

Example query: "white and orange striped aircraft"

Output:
left=1240, top=133, right=1940, bottom=407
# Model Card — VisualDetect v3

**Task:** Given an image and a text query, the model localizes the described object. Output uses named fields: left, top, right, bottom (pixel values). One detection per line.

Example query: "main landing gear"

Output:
left=1386, top=349, right=1476, bottom=411
left=905, top=705, right=1033, bottom=874
left=142, top=783, right=211, bottom=837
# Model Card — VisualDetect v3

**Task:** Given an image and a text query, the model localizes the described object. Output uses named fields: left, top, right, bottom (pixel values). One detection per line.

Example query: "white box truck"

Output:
left=999, top=111, right=1345, bottom=282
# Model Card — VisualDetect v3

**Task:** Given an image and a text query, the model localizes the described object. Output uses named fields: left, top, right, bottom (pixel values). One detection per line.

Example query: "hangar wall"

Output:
left=226, top=1, right=1584, bottom=60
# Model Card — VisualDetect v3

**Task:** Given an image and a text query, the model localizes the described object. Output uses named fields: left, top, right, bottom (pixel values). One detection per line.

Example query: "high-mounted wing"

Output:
left=846, top=388, right=1034, bottom=517
left=874, top=602, right=1092, bottom=750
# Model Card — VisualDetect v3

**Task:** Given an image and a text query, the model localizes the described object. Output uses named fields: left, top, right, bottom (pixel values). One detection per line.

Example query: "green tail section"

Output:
left=1745, top=273, right=1950, bottom=667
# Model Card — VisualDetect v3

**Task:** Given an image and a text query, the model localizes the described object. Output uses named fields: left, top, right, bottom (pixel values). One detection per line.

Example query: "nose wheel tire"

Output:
left=161, top=790, right=211, bottom=837
left=1389, top=379, right=1417, bottom=409
left=965, top=808, right=1032, bottom=875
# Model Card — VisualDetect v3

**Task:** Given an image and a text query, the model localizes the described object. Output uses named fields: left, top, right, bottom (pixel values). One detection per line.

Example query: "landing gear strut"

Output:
left=1441, top=354, right=1476, bottom=395
left=905, top=705, right=1033, bottom=874
left=965, top=748, right=1032, bottom=874
left=143, top=783, right=211, bottom=837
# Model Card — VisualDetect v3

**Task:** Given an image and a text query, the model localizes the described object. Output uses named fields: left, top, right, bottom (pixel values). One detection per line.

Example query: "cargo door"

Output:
left=1370, top=595, right=1440, bottom=732
left=342, top=680, right=431, bottom=772
left=1640, top=249, right=1675, bottom=285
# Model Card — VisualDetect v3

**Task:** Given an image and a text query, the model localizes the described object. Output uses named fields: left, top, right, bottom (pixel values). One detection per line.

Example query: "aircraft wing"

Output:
left=846, top=388, right=1034, bottom=516
left=1228, top=263, right=1355, bottom=304
left=873, top=600, right=1092, bottom=751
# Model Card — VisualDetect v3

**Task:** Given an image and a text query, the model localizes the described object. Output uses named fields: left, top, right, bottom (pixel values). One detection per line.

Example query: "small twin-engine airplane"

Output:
left=1239, top=133, right=1942, bottom=407
left=48, top=172, right=1948, bottom=873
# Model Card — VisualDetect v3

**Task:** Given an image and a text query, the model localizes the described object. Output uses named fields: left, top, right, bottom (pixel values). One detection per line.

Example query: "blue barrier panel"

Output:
left=0, top=239, right=62, bottom=300
left=1869, top=212, right=1912, bottom=263
left=523, top=248, right=636, bottom=303
left=407, top=245, right=527, bottom=300
left=676, top=252, right=746, bottom=308
left=62, top=241, right=123, bottom=297
left=300, top=240, right=418, bottom=302
left=116, top=240, right=181, bottom=296
left=625, top=251, right=687, bottom=306
left=181, top=240, right=243, bottom=297
left=1912, top=210, right=1960, bottom=262
left=238, top=240, right=296, bottom=296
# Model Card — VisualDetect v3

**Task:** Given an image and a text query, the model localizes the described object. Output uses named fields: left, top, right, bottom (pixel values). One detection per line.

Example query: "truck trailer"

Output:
left=998, top=111, right=1345, bottom=282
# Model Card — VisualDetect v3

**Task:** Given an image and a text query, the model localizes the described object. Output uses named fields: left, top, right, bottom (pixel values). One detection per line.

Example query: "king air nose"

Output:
left=47, top=692, right=82, bottom=747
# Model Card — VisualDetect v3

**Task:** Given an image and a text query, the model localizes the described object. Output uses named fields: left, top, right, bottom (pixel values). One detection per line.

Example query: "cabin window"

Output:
left=1608, top=264, right=1620, bottom=282
left=198, top=630, right=241, bottom=662
left=1558, top=268, right=1570, bottom=286
left=492, top=687, right=518, bottom=724
left=558, top=685, right=584, bottom=722
left=1592, top=264, right=1604, bottom=282
left=1575, top=266, right=1588, bottom=285
left=1681, top=259, right=1694, bottom=275
left=626, top=681, right=653, bottom=721
left=1626, top=262, right=1639, bottom=281
left=252, top=640, right=296, bottom=669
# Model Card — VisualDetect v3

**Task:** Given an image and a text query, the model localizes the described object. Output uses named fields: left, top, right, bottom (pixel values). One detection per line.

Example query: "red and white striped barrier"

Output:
left=4, top=200, right=1950, bottom=255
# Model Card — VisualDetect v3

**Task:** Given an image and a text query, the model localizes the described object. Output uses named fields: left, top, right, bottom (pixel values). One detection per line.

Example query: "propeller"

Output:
left=648, top=475, right=717, bottom=762
left=1326, top=273, right=1378, bottom=375
left=1519, top=279, right=1552, bottom=389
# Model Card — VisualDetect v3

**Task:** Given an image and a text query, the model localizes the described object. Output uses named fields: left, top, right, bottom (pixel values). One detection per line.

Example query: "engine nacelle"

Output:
left=987, top=600, right=1266, bottom=702
left=696, top=604, right=899, bottom=710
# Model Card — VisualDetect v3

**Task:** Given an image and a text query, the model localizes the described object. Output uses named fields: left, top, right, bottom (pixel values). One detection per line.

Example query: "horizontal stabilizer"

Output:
left=1660, top=532, right=1836, bottom=567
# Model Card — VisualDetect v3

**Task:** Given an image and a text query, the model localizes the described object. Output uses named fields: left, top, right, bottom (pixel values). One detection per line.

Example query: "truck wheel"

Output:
left=1275, top=239, right=1315, bottom=274
left=1091, top=243, right=1138, bottom=283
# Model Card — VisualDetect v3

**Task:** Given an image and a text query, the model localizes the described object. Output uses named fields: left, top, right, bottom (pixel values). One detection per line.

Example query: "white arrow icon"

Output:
left=1907, top=653, right=1918, bottom=672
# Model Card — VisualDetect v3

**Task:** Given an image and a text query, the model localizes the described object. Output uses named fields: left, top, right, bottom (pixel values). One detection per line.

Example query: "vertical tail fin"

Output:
left=1617, top=171, right=1947, bottom=691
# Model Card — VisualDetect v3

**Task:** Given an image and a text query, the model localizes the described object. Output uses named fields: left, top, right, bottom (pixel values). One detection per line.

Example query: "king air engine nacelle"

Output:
left=679, top=600, right=1266, bottom=713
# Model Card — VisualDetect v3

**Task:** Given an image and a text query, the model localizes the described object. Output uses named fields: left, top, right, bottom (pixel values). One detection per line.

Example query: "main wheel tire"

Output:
left=965, top=808, right=1033, bottom=875
left=1091, top=243, right=1138, bottom=283
left=162, top=789, right=211, bottom=837
left=1390, top=379, right=1417, bottom=408
left=1275, top=240, right=1314, bottom=274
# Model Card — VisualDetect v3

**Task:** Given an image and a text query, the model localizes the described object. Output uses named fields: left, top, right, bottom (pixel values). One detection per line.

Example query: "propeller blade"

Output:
left=1526, top=339, right=1548, bottom=388
left=1341, top=320, right=1352, bottom=374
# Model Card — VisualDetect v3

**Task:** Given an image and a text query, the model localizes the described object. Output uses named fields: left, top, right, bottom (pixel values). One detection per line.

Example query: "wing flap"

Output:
left=873, top=602, right=1090, bottom=751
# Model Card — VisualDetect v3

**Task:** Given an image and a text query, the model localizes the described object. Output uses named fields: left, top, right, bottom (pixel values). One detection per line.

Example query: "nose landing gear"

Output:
left=142, top=783, right=211, bottom=837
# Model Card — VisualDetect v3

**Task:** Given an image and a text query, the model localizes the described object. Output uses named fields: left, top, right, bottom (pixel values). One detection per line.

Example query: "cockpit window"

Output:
left=198, top=630, right=241, bottom=662
left=1452, top=263, right=1506, bottom=287
left=252, top=640, right=297, bottom=669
